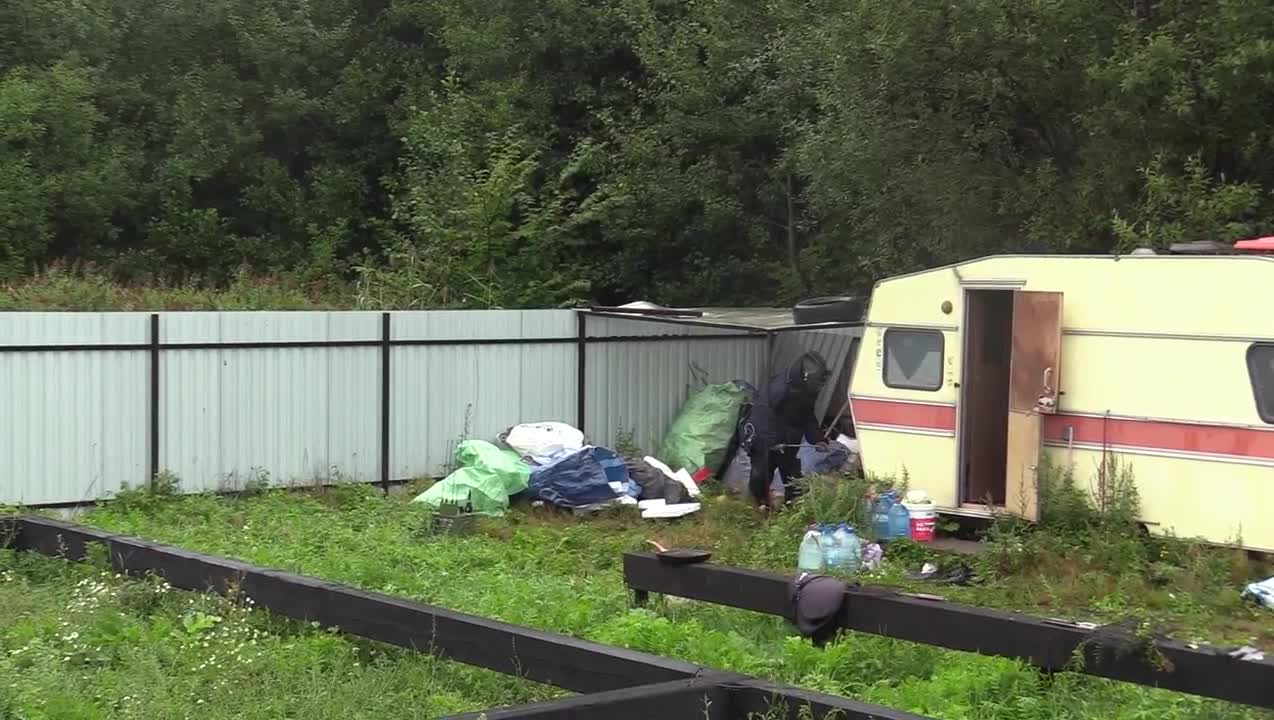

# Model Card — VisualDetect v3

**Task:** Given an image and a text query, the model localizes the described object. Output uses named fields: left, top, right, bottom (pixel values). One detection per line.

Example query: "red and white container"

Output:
left=903, top=490, right=937, bottom=542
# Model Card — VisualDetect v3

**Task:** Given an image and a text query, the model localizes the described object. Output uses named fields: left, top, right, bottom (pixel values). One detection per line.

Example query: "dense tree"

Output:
left=2, top=0, right=1273, bottom=304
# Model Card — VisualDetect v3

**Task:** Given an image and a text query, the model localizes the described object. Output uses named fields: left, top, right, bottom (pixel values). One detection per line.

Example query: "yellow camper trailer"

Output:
left=848, top=253, right=1274, bottom=552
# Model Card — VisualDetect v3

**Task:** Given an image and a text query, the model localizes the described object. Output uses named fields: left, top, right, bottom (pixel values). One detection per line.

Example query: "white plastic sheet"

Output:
left=504, top=422, right=585, bottom=465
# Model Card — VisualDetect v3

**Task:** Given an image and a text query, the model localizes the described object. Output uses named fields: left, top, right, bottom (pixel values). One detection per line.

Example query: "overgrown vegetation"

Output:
left=0, top=548, right=561, bottom=718
left=4, top=0, right=1274, bottom=307
left=68, top=474, right=1272, bottom=720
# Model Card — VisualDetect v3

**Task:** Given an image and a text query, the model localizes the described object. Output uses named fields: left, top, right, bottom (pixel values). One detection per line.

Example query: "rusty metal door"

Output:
left=1004, top=291, right=1063, bottom=521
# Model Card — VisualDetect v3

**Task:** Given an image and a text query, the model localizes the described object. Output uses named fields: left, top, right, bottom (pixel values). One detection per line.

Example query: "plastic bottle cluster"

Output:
left=797, top=522, right=863, bottom=574
left=871, top=490, right=912, bottom=541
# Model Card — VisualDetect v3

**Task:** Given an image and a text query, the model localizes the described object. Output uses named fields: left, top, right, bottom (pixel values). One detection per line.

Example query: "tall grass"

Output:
left=74, top=484, right=1273, bottom=720
left=0, top=265, right=350, bottom=311
left=0, top=547, right=561, bottom=718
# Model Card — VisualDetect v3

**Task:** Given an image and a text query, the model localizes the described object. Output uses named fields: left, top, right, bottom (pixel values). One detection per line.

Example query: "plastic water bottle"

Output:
left=872, top=493, right=894, bottom=540
left=798, top=524, right=825, bottom=571
left=820, top=524, right=841, bottom=570
left=834, top=524, right=863, bottom=573
left=888, top=493, right=911, bottom=539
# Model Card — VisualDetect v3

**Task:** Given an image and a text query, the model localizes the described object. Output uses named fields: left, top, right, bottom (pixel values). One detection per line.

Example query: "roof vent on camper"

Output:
left=1129, top=247, right=1157, bottom=256
left=1168, top=240, right=1235, bottom=255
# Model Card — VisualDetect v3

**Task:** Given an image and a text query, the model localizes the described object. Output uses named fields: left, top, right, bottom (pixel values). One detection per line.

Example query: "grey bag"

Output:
left=625, top=457, right=690, bottom=504
left=720, top=424, right=755, bottom=499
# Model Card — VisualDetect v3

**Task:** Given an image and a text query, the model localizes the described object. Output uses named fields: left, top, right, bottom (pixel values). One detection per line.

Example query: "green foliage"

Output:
left=613, top=428, right=643, bottom=459
left=112, top=470, right=182, bottom=511
left=5, top=0, right=1274, bottom=307
left=1034, top=454, right=1141, bottom=535
left=72, top=487, right=1273, bottom=719
left=1112, top=155, right=1263, bottom=251
left=786, top=474, right=875, bottom=529
left=0, top=550, right=559, bottom=717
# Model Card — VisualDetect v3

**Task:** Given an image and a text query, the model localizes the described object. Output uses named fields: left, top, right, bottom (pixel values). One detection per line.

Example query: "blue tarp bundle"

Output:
left=528, top=446, right=639, bottom=508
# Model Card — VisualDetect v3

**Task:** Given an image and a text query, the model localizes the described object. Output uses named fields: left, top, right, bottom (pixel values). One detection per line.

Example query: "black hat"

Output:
left=789, top=572, right=847, bottom=646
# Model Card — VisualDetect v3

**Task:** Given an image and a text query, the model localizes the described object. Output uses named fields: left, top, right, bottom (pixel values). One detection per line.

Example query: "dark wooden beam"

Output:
left=14, top=517, right=702, bottom=693
left=447, top=675, right=934, bottom=720
left=623, top=552, right=1274, bottom=709
left=443, top=676, right=736, bottom=720
left=727, top=680, right=933, bottom=720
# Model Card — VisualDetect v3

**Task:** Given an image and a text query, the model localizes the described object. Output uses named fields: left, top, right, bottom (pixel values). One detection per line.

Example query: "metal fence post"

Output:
left=576, top=312, right=587, bottom=435
left=149, top=313, right=160, bottom=486
left=380, top=312, right=391, bottom=493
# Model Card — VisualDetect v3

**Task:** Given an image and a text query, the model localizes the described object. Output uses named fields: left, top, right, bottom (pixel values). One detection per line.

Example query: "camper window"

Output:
left=883, top=329, right=944, bottom=391
left=1246, top=344, right=1274, bottom=423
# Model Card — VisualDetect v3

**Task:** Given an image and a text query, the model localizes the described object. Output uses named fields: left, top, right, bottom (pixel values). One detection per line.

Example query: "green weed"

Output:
left=0, top=548, right=562, bottom=718
left=0, top=264, right=343, bottom=311
left=71, top=484, right=1274, bottom=720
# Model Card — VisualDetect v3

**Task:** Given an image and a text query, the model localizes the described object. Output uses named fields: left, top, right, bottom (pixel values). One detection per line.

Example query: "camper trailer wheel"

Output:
left=793, top=296, right=865, bottom=325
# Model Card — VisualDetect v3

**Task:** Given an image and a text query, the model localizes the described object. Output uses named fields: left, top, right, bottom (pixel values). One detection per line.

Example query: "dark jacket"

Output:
left=747, top=352, right=829, bottom=502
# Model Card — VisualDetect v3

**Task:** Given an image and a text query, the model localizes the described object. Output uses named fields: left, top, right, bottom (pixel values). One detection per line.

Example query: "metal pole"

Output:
left=380, top=312, right=391, bottom=493
left=148, top=313, right=160, bottom=486
left=576, top=312, right=587, bottom=434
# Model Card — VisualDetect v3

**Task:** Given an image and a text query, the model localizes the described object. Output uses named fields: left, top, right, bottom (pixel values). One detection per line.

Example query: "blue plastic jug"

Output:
left=872, top=493, right=894, bottom=540
left=888, top=493, right=911, bottom=539
left=821, top=524, right=842, bottom=570
left=833, top=524, right=862, bottom=573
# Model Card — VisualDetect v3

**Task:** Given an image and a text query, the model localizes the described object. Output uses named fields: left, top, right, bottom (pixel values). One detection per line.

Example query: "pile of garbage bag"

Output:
left=414, top=420, right=702, bottom=517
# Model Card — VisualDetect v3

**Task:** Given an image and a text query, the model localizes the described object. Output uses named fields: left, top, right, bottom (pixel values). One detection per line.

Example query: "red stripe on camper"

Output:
left=1042, top=414, right=1274, bottom=461
left=850, top=397, right=1274, bottom=461
left=851, top=397, right=956, bottom=432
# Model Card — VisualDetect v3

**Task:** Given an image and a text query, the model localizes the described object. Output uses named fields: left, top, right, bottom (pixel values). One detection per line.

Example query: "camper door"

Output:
left=1004, top=291, right=1063, bottom=521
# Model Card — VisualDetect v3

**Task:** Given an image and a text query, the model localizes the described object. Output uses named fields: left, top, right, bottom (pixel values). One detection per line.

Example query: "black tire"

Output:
left=792, top=296, right=864, bottom=325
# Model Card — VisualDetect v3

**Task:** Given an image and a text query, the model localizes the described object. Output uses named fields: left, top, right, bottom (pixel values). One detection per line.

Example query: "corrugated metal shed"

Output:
left=769, top=327, right=864, bottom=421
left=582, top=307, right=865, bottom=436
left=582, top=314, right=769, bottom=454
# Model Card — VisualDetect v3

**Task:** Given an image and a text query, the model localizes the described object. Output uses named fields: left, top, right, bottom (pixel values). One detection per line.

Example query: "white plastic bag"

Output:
left=1243, top=576, right=1274, bottom=609
left=504, top=422, right=585, bottom=465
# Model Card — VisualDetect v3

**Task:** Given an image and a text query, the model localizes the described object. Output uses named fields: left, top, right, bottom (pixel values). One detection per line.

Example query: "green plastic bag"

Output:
left=412, top=440, right=531, bottom=515
left=657, top=382, right=746, bottom=478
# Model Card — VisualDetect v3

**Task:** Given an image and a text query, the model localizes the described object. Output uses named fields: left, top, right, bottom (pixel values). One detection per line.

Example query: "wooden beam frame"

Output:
left=438, top=677, right=933, bottom=720
left=10, top=517, right=701, bottom=693
left=727, top=679, right=932, bottom=720
left=3, top=516, right=944, bottom=720
left=440, top=676, right=736, bottom=720
left=623, top=552, right=1274, bottom=709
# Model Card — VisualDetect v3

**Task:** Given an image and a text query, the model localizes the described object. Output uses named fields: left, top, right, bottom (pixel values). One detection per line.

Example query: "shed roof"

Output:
left=581, top=304, right=862, bottom=332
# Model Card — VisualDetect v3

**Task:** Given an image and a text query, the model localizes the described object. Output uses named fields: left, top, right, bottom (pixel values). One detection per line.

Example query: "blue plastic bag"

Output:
left=797, top=439, right=852, bottom=475
left=528, top=446, right=636, bottom=507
